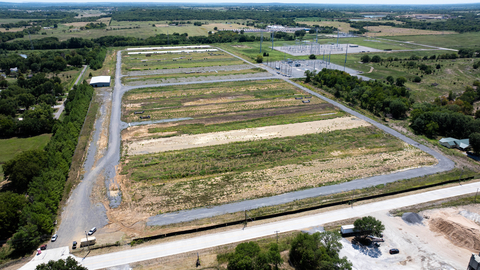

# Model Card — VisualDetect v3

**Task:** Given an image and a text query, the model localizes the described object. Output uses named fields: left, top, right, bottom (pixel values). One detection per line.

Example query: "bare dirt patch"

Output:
left=126, top=117, right=371, bottom=155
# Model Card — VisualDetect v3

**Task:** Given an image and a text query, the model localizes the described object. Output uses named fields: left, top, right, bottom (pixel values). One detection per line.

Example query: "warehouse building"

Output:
left=89, top=76, right=111, bottom=87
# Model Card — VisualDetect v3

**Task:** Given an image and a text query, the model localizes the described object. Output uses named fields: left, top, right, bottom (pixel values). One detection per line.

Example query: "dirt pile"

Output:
left=429, top=218, right=480, bottom=252
left=402, top=212, right=423, bottom=225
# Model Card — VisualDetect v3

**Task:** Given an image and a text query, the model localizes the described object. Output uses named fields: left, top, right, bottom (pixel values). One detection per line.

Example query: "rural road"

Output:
left=53, top=65, right=88, bottom=120
left=79, top=181, right=480, bottom=269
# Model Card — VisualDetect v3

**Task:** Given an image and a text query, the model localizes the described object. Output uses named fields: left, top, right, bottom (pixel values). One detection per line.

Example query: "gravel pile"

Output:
left=459, top=210, right=480, bottom=223
left=402, top=212, right=424, bottom=225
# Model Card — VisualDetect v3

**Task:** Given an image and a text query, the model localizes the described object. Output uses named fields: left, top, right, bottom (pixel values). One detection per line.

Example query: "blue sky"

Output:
left=11, top=0, right=480, bottom=4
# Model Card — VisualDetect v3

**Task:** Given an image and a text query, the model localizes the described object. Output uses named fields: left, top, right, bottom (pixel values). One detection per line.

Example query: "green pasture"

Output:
left=387, top=32, right=480, bottom=49
left=0, top=134, right=51, bottom=181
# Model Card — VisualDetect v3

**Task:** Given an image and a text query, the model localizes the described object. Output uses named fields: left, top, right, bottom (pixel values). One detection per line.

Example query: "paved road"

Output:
left=80, top=181, right=480, bottom=270
left=376, top=37, right=458, bottom=52
left=53, top=65, right=88, bottom=120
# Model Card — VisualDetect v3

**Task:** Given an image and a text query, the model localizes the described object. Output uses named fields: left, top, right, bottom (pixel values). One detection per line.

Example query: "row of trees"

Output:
left=306, top=69, right=412, bottom=119
left=1, top=82, right=94, bottom=255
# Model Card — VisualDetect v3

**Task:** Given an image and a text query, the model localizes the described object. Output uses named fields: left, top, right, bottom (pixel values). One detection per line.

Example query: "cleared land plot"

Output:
left=121, top=80, right=325, bottom=122
left=0, top=134, right=51, bottom=181
left=122, top=50, right=244, bottom=72
left=119, top=126, right=435, bottom=214
left=122, top=68, right=268, bottom=86
left=126, top=117, right=371, bottom=155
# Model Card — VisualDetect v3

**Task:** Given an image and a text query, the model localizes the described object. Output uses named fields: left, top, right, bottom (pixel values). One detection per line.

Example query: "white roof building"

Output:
left=89, top=76, right=111, bottom=87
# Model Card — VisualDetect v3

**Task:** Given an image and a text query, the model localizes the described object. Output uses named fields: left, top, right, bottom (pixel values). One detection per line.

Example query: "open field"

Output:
left=387, top=32, right=480, bottom=49
left=122, top=50, right=244, bottom=71
left=0, top=134, right=51, bottom=182
left=119, top=126, right=435, bottom=214
left=365, top=26, right=454, bottom=37
left=121, top=80, right=325, bottom=122
left=296, top=21, right=357, bottom=33
left=11, top=20, right=248, bottom=42
left=126, top=117, right=371, bottom=155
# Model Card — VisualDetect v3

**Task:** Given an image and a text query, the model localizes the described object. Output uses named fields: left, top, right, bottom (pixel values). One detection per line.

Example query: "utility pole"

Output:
left=315, top=27, right=318, bottom=43
left=475, top=188, right=479, bottom=203
left=336, top=29, right=339, bottom=47
left=260, top=31, right=263, bottom=54
left=28, top=31, right=34, bottom=50
left=271, top=31, right=274, bottom=51
left=344, top=44, right=349, bottom=71
left=167, top=30, right=170, bottom=45
left=85, top=231, right=89, bottom=252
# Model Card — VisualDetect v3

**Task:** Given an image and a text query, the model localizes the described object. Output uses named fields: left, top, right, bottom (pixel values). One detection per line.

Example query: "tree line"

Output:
left=111, top=8, right=346, bottom=25
left=0, top=82, right=94, bottom=256
left=410, top=82, right=480, bottom=153
left=305, top=69, right=412, bottom=119
left=395, top=13, right=480, bottom=33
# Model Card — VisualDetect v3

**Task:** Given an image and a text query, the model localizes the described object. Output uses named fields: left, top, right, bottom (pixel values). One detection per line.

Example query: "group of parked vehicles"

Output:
left=37, top=227, right=97, bottom=255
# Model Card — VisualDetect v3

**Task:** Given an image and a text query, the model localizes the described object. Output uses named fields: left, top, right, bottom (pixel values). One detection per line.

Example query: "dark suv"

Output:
left=389, top=248, right=399, bottom=254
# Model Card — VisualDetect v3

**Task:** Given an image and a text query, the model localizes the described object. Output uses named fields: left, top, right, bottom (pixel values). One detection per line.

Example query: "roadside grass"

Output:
left=146, top=108, right=344, bottom=137
left=91, top=48, right=117, bottom=79
left=122, top=51, right=242, bottom=71
left=144, top=168, right=477, bottom=235
left=0, top=134, right=51, bottom=183
left=122, top=79, right=320, bottom=122
left=390, top=188, right=480, bottom=217
left=386, top=32, right=480, bottom=49
left=122, top=68, right=265, bottom=84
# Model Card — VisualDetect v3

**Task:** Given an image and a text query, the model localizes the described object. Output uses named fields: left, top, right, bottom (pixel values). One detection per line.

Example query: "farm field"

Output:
left=122, top=50, right=244, bottom=72
left=121, top=80, right=328, bottom=122
left=119, top=126, right=435, bottom=214
left=0, top=134, right=51, bottom=181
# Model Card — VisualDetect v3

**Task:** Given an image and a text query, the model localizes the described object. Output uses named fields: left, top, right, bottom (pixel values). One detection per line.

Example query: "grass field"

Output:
left=327, top=52, right=480, bottom=102
left=387, top=32, right=480, bottom=49
left=121, top=79, right=325, bottom=122
left=12, top=19, right=249, bottom=42
left=120, top=126, right=434, bottom=214
left=122, top=51, right=244, bottom=71
left=0, top=134, right=51, bottom=181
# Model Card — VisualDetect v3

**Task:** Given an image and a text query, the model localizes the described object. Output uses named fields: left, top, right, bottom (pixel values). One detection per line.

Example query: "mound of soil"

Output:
left=402, top=212, right=423, bottom=225
left=429, top=218, right=480, bottom=252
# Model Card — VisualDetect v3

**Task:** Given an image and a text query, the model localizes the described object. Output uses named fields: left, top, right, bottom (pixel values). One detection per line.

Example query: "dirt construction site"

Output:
left=339, top=204, right=480, bottom=269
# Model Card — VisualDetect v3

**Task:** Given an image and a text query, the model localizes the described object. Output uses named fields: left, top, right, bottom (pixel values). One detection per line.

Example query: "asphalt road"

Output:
left=80, top=181, right=480, bottom=270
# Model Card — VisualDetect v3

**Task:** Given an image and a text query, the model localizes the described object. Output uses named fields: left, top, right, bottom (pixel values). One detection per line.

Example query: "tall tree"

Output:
left=36, top=256, right=88, bottom=270
left=3, top=149, right=47, bottom=193
left=353, top=216, right=385, bottom=238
